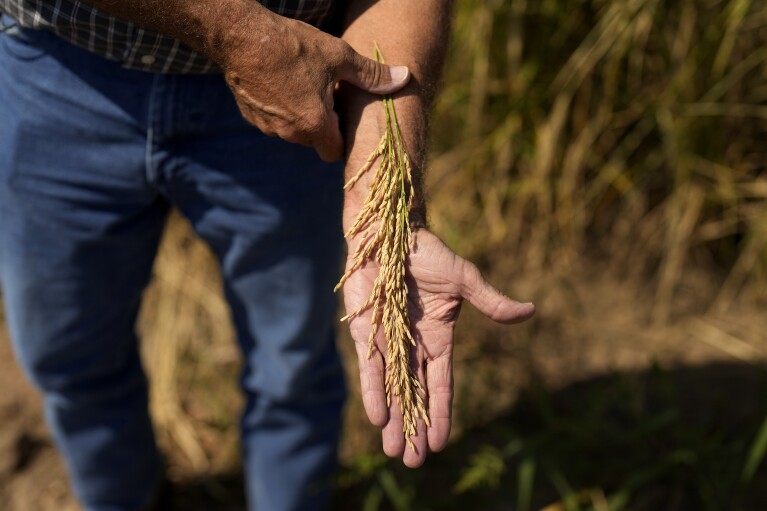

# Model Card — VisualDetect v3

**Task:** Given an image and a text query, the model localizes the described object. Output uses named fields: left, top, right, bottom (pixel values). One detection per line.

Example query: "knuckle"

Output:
left=250, top=119, right=274, bottom=137
left=261, top=128, right=278, bottom=138
left=306, top=111, right=326, bottom=135
left=361, top=57, right=384, bottom=86
left=279, top=130, right=302, bottom=144
left=302, top=110, right=326, bottom=136
left=273, top=109, right=326, bottom=143
left=256, top=121, right=278, bottom=138
left=336, top=41, right=356, bottom=69
left=274, top=122, right=300, bottom=142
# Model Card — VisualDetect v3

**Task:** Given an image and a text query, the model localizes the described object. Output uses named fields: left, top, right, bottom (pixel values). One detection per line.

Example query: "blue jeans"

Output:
left=0, top=18, right=346, bottom=511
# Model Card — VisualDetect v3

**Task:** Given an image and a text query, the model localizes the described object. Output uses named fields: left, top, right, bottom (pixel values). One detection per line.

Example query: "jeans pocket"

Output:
left=0, top=15, right=47, bottom=61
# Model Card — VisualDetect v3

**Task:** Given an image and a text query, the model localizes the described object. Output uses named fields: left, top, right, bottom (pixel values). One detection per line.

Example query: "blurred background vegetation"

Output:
left=2, top=0, right=766, bottom=510
left=137, top=0, right=767, bottom=509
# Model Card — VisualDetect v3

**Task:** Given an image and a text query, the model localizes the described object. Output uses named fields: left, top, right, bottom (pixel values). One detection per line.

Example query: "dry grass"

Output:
left=430, top=0, right=767, bottom=316
left=139, top=213, right=240, bottom=480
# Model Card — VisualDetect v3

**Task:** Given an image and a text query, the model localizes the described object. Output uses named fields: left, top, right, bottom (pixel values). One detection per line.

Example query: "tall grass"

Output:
left=429, top=0, right=767, bottom=322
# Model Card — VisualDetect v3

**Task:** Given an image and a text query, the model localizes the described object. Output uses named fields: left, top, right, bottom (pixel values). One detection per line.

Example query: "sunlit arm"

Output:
left=337, top=0, right=536, bottom=468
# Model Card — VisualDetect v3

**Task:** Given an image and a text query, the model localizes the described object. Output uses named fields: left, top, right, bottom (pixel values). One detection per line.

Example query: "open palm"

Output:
left=342, top=229, right=535, bottom=467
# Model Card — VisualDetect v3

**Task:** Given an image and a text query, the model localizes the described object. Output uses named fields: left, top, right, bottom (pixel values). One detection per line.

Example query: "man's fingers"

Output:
left=425, top=354, right=453, bottom=452
left=354, top=339, right=389, bottom=427
left=381, top=373, right=428, bottom=467
left=312, top=109, right=343, bottom=162
left=337, top=46, right=410, bottom=95
left=402, top=420, right=428, bottom=468
left=402, top=358, right=428, bottom=468
left=460, top=260, right=535, bottom=324
left=382, top=395, right=406, bottom=458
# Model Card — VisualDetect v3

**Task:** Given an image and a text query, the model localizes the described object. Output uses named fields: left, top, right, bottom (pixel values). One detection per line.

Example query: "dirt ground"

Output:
left=0, top=311, right=79, bottom=511
left=1, top=258, right=765, bottom=511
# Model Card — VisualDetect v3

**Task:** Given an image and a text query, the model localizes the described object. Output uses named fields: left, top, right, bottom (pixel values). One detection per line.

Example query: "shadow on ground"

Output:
left=144, top=361, right=767, bottom=511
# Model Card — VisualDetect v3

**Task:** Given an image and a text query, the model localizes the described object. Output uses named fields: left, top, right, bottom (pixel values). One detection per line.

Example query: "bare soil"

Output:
left=0, top=312, right=79, bottom=511
left=0, top=257, right=765, bottom=511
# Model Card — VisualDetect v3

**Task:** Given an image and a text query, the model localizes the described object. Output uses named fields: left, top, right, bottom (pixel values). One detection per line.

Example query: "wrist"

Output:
left=194, top=0, right=276, bottom=68
left=341, top=94, right=429, bottom=236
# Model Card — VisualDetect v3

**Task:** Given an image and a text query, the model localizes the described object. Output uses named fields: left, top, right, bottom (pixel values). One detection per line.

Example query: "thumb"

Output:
left=460, top=259, right=535, bottom=324
left=339, top=48, right=410, bottom=95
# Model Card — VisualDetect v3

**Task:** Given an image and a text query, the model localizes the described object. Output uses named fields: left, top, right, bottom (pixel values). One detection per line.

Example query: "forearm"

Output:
left=340, top=0, right=453, bottom=230
left=81, top=0, right=275, bottom=66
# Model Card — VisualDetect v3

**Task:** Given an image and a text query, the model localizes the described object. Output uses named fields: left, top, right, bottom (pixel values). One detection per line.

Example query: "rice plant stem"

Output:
left=337, top=43, right=429, bottom=450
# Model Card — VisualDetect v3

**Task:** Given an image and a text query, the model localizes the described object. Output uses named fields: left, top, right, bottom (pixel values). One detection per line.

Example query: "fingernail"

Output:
left=390, top=66, right=409, bottom=83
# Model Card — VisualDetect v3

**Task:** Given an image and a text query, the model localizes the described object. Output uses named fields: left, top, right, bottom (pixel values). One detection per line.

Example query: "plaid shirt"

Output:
left=0, top=0, right=336, bottom=73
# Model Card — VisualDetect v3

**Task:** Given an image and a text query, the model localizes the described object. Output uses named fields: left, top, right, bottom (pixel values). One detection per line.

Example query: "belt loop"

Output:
left=0, top=13, right=20, bottom=34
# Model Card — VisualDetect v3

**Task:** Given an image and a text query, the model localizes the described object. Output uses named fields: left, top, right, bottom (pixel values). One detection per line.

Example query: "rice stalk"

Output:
left=336, top=44, right=429, bottom=450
